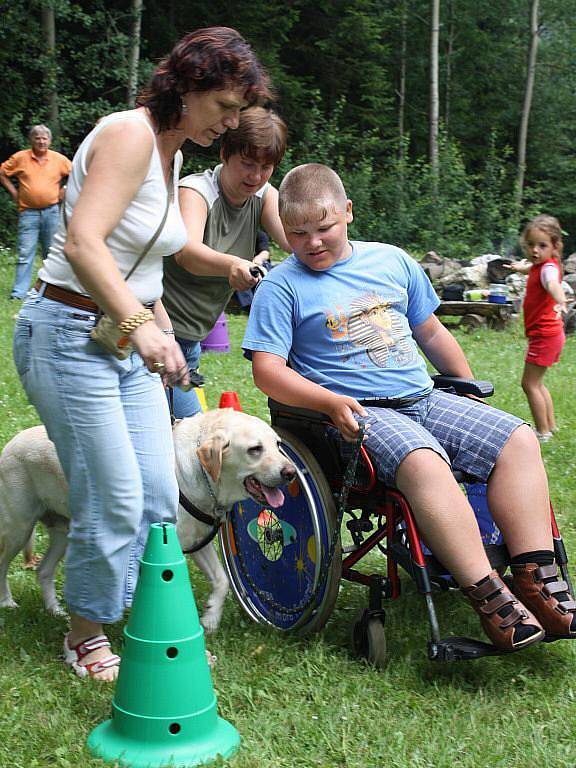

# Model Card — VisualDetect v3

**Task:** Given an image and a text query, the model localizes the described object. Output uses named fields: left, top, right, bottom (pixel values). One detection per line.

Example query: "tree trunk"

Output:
left=41, top=1, right=60, bottom=144
left=126, top=0, right=143, bottom=108
left=430, top=0, right=440, bottom=196
left=398, top=0, right=408, bottom=162
left=516, top=0, right=540, bottom=211
left=445, top=0, right=455, bottom=134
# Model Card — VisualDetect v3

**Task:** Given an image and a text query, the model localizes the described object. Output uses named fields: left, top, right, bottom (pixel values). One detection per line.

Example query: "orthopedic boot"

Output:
left=463, top=570, right=544, bottom=651
left=511, top=551, right=576, bottom=638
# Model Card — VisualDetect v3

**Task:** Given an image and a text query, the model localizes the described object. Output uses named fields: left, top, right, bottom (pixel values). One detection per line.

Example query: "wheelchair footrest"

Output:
left=428, top=636, right=503, bottom=662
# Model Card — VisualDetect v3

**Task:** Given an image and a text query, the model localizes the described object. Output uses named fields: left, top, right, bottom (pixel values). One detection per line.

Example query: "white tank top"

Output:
left=39, top=111, right=188, bottom=303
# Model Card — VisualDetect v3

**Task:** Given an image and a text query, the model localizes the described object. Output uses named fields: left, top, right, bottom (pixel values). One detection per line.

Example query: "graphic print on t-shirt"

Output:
left=325, top=290, right=415, bottom=369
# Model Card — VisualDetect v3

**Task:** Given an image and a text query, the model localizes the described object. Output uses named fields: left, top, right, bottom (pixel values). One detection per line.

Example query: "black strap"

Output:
left=168, top=386, right=175, bottom=425
left=124, top=189, right=171, bottom=281
left=178, top=490, right=223, bottom=554
left=179, top=490, right=216, bottom=526
left=360, top=394, right=427, bottom=409
left=182, top=526, right=221, bottom=554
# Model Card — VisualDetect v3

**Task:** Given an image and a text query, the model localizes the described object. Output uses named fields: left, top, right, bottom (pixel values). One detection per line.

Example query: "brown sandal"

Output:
left=463, top=570, right=544, bottom=651
left=511, top=562, right=576, bottom=639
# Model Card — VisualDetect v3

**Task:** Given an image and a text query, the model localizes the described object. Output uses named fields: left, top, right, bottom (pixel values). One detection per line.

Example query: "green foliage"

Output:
left=1, top=251, right=576, bottom=767
left=0, top=0, right=45, bottom=146
left=1, top=0, right=576, bottom=254
left=0, top=0, right=131, bottom=152
left=0, top=197, right=18, bottom=247
left=324, top=132, right=478, bottom=259
left=474, top=133, right=517, bottom=254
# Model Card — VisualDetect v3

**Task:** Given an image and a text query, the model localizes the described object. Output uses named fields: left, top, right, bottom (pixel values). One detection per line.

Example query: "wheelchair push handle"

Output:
left=432, top=375, right=494, bottom=398
left=250, top=264, right=267, bottom=281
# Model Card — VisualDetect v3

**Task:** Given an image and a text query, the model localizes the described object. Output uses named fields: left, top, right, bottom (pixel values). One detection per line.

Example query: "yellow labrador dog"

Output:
left=0, top=408, right=295, bottom=632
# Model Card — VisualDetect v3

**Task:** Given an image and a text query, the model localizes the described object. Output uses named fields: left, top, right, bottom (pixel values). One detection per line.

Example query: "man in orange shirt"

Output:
left=0, top=125, right=71, bottom=298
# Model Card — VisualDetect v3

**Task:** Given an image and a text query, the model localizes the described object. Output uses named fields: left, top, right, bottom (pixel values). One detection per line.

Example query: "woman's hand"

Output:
left=130, top=322, right=190, bottom=388
left=228, top=259, right=260, bottom=291
left=326, top=395, right=369, bottom=443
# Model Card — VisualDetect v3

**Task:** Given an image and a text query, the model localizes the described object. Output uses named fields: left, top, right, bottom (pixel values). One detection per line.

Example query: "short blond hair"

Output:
left=279, top=163, right=347, bottom=226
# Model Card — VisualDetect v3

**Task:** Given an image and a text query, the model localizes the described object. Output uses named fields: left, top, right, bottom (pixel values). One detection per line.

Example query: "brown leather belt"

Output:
left=35, top=279, right=99, bottom=313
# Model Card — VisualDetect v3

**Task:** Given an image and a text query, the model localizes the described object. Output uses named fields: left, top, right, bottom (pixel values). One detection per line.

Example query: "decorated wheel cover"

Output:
left=220, top=430, right=340, bottom=632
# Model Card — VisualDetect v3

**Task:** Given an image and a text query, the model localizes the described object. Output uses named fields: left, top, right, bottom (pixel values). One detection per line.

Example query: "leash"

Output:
left=178, top=429, right=231, bottom=555
left=169, top=392, right=212, bottom=553
left=169, top=394, right=222, bottom=553
left=178, top=454, right=230, bottom=555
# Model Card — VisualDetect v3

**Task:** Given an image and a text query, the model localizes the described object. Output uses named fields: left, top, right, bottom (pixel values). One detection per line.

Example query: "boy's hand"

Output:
left=326, top=395, right=369, bottom=443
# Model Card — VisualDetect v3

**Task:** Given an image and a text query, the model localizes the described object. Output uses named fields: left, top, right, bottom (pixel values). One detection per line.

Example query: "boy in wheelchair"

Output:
left=242, top=162, right=576, bottom=653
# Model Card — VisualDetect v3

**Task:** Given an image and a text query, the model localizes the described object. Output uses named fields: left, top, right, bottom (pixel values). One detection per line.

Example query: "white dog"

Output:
left=0, top=408, right=295, bottom=632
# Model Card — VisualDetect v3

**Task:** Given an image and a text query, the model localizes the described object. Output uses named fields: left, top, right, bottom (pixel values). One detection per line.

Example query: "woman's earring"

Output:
left=181, top=99, right=188, bottom=114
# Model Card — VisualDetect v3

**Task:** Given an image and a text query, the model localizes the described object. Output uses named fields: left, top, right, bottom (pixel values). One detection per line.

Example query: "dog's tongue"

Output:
left=261, top=484, right=285, bottom=508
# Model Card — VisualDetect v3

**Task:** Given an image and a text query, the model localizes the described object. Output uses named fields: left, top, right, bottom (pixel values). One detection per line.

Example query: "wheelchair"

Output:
left=219, top=376, right=572, bottom=665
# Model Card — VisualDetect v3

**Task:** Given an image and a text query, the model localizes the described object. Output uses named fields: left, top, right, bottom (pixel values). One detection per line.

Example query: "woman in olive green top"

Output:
left=162, top=106, right=289, bottom=417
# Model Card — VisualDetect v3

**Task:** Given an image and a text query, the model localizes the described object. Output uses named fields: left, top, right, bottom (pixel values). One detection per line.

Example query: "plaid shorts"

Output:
left=330, top=390, right=525, bottom=487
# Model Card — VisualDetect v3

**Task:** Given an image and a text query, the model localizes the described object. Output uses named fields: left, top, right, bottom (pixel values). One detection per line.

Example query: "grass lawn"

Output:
left=0, top=248, right=575, bottom=768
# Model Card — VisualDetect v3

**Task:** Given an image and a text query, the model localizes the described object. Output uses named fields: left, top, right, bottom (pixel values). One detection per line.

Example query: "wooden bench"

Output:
left=435, top=300, right=515, bottom=331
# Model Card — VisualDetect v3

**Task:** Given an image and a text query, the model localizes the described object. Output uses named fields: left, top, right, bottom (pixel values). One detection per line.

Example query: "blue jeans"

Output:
left=13, top=291, right=178, bottom=623
left=168, top=336, right=202, bottom=419
left=12, top=204, right=60, bottom=298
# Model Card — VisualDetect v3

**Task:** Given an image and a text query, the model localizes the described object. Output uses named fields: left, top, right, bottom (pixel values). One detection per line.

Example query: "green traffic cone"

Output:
left=88, top=522, right=240, bottom=768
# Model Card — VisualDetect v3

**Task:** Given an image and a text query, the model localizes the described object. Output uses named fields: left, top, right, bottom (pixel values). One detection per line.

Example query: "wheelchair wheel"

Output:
left=220, top=427, right=341, bottom=635
left=350, top=609, right=387, bottom=668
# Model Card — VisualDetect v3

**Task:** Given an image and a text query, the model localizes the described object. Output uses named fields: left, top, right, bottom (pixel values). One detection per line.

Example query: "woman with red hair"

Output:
left=13, top=27, right=271, bottom=681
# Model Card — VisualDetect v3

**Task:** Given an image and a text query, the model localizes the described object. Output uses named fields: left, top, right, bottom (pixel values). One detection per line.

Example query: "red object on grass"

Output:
left=219, top=391, right=243, bottom=411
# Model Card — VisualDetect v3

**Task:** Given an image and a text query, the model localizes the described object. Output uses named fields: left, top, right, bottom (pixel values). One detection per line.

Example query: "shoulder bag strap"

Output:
left=124, top=188, right=171, bottom=281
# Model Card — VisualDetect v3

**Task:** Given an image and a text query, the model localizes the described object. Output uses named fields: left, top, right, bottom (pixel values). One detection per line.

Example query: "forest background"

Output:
left=1, top=0, right=575, bottom=259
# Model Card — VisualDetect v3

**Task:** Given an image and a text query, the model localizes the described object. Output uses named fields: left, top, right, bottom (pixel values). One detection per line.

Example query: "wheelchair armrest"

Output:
left=268, top=398, right=330, bottom=426
left=432, top=375, right=494, bottom=398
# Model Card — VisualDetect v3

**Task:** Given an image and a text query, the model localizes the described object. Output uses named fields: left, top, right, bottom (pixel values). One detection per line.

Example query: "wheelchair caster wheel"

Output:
left=350, top=609, right=387, bottom=668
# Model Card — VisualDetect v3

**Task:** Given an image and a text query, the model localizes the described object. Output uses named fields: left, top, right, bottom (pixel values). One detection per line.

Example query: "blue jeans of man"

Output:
left=12, top=204, right=60, bottom=298
left=13, top=291, right=178, bottom=623
left=168, top=336, right=202, bottom=419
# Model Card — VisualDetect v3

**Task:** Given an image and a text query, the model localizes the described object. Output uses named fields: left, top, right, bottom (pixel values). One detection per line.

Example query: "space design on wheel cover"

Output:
left=222, top=439, right=334, bottom=630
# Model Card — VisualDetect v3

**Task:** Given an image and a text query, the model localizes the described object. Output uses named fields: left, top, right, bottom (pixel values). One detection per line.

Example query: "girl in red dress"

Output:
left=509, top=215, right=567, bottom=442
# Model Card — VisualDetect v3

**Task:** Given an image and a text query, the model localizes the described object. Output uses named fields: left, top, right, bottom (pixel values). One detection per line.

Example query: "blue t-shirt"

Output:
left=242, top=241, right=440, bottom=400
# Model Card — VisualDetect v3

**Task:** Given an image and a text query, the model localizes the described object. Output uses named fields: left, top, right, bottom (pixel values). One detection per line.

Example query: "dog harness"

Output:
left=178, top=490, right=224, bottom=554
